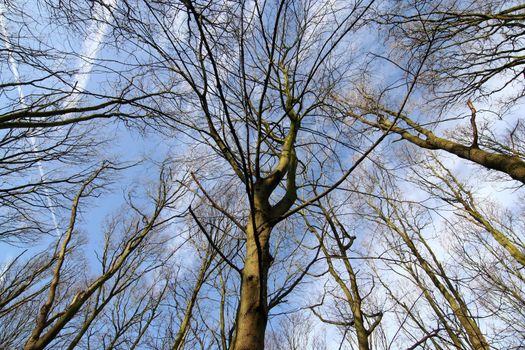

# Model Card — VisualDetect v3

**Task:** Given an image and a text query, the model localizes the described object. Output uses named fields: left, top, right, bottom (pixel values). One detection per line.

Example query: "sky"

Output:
left=0, top=1, right=523, bottom=349
left=0, top=0, right=161, bottom=265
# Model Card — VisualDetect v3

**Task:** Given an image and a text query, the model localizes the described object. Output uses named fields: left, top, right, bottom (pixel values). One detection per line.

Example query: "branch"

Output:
left=467, top=99, right=479, bottom=148
left=188, top=206, right=242, bottom=275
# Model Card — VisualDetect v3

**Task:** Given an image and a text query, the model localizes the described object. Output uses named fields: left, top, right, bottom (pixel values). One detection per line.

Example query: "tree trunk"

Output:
left=233, top=211, right=273, bottom=350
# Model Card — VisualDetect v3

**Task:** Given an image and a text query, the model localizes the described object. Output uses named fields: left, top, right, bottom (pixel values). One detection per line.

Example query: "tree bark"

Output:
left=233, top=211, right=273, bottom=350
left=362, top=111, right=525, bottom=184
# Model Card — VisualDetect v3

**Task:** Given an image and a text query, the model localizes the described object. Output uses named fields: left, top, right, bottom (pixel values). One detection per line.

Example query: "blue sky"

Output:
left=0, top=1, right=523, bottom=349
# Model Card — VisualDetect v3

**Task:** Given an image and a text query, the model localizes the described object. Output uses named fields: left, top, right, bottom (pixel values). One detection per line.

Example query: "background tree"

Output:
left=303, top=198, right=382, bottom=350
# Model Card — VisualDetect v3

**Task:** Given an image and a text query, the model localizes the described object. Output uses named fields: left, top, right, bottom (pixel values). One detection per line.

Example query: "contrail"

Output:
left=64, top=0, right=118, bottom=110
left=0, top=4, right=60, bottom=236
left=0, top=0, right=118, bottom=237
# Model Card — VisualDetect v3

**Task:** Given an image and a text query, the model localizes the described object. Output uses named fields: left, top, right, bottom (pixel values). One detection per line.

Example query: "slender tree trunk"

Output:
left=376, top=205, right=490, bottom=350
left=172, top=252, right=211, bottom=350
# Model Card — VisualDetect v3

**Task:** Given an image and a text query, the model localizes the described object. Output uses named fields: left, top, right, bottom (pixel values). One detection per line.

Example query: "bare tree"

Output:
left=337, top=0, right=525, bottom=185
left=3, top=1, right=524, bottom=349
left=410, top=155, right=525, bottom=348
left=75, top=1, right=390, bottom=348
left=0, top=163, right=188, bottom=350
left=302, top=198, right=382, bottom=350
left=381, top=0, right=525, bottom=106
left=355, top=166, right=491, bottom=349
left=266, top=312, right=326, bottom=350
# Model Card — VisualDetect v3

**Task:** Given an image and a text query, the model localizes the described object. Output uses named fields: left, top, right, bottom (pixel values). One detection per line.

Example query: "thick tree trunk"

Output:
left=231, top=116, right=298, bottom=350
left=430, top=137, right=525, bottom=184
left=233, top=212, right=272, bottom=350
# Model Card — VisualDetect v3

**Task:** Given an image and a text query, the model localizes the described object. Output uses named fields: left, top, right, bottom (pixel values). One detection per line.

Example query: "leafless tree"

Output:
left=3, top=1, right=524, bottom=349
left=266, top=312, right=327, bottom=350
left=74, top=1, right=393, bottom=348
left=381, top=0, right=525, bottom=107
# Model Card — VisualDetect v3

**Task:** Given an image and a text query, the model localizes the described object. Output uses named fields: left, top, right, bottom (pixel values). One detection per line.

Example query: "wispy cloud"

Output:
left=64, top=0, right=118, bottom=109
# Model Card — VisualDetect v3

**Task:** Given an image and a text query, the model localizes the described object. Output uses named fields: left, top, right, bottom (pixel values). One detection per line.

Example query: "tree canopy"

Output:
left=0, top=1, right=524, bottom=349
